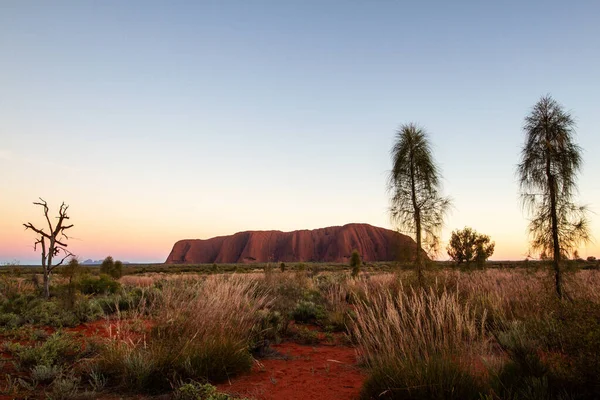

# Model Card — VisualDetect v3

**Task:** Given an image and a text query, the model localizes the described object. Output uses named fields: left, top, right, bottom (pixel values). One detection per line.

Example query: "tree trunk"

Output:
left=45, top=238, right=54, bottom=299
left=43, top=272, right=50, bottom=299
left=40, top=238, right=51, bottom=299
left=409, top=150, right=423, bottom=285
left=415, top=209, right=423, bottom=284
left=547, top=160, right=562, bottom=298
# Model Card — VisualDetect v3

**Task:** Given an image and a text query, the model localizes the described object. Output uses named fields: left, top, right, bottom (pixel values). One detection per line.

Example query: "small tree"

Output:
left=100, top=256, right=114, bottom=275
left=113, top=260, right=123, bottom=278
left=447, top=227, right=495, bottom=266
left=23, top=199, right=74, bottom=298
left=350, top=250, right=361, bottom=278
left=100, top=256, right=123, bottom=279
left=60, top=258, right=82, bottom=308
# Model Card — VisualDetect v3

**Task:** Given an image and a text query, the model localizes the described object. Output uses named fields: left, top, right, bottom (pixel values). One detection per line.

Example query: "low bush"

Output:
left=493, top=300, right=600, bottom=399
left=22, top=300, right=80, bottom=327
left=93, top=287, right=156, bottom=315
left=30, top=364, right=63, bottom=384
left=48, top=375, right=80, bottom=400
left=174, top=380, right=248, bottom=400
left=251, top=309, right=286, bottom=348
left=79, top=275, right=121, bottom=295
left=10, top=332, right=81, bottom=368
left=293, top=326, right=320, bottom=345
left=72, top=297, right=104, bottom=322
left=0, top=312, right=22, bottom=328
left=292, top=300, right=326, bottom=324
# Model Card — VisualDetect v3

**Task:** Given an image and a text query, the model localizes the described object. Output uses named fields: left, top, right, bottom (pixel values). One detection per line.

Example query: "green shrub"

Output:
left=252, top=309, right=286, bottom=347
left=30, top=364, right=62, bottom=383
left=292, top=300, right=326, bottom=324
left=48, top=375, right=79, bottom=400
left=79, top=275, right=121, bottom=295
left=113, top=260, right=123, bottom=278
left=0, top=312, right=22, bottom=328
left=174, top=381, right=246, bottom=400
left=94, top=287, right=159, bottom=315
left=57, top=259, right=84, bottom=309
left=492, top=300, right=600, bottom=399
left=294, top=326, right=320, bottom=345
left=72, top=297, right=104, bottom=322
left=22, top=300, right=79, bottom=327
left=11, top=332, right=81, bottom=368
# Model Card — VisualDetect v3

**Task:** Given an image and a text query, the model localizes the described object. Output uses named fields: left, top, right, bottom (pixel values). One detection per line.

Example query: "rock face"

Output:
left=166, top=223, right=424, bottom=264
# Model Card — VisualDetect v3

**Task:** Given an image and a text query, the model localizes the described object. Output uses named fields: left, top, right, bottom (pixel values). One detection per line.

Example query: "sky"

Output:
left=1, top=1, right=598, bottom=264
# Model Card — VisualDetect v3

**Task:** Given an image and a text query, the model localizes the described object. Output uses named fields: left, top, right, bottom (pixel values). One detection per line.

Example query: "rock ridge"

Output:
left=166, top=223, right=424, bottom=264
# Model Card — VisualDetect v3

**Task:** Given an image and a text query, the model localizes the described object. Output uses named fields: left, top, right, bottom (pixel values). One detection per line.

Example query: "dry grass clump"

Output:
left=350, top=268, right=600, bottom=399
left=118, top=275, right=155, bottom=287
left=96, top=275, right=272, bottom=393
left=352, top=282, right=489, bottom=399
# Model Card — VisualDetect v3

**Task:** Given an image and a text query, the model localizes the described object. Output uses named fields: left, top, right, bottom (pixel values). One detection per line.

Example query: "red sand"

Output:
left=2, top=321, right=364, bottom=400
left=218, top=341, right=365, bottom=400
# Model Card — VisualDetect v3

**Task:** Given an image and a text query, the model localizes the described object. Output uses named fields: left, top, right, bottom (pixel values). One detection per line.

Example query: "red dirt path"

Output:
left=218, top=341, right=365, bottom=400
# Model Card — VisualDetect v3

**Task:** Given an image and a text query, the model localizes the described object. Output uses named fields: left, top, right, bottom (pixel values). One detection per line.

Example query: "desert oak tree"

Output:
left=447, top=227, right=495, bottom=266
left=389, top=123, right=451, bottom=282
left=23, top=199, right=74, bottom=298
left=517, top=95, right=590, bottom=298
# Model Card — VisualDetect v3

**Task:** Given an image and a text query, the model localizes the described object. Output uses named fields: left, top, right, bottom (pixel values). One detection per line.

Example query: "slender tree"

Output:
left=517, top=95, right=590, bottom=298
left=23, top=199, right=74, bottom=298
left=389, top=123, right=451, bottom=282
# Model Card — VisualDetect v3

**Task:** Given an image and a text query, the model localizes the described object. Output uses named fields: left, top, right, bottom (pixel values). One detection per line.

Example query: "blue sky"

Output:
left=1, top=1, right=598, bottom=263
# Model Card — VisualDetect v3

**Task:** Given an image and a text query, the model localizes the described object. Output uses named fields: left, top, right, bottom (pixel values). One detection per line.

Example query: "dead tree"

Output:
left=23, top=199, right=74, bottom=298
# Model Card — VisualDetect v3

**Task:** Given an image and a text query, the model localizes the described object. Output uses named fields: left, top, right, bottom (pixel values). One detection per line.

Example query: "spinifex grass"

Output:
left=96, top=275, right=272, bottom=393
left=352, top=283, right=488, bottom=399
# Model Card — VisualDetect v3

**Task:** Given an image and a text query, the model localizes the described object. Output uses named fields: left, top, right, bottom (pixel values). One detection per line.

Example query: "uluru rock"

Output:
left=166, top=223, right=425, bottom=264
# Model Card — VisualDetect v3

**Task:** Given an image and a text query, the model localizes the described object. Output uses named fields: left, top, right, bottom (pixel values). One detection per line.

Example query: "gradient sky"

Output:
left=1, top=1, right=598, bottom=264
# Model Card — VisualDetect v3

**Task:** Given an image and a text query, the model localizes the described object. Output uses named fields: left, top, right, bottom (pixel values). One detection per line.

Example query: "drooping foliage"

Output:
left=388, top=123, right=451, bottom=275
left=517, top=95, right=590, bottom=297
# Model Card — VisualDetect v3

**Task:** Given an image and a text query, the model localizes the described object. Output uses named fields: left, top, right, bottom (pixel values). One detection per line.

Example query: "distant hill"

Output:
left=81, top=259, right=130, bottom=265
left=166, top=223, right=425, bottom=264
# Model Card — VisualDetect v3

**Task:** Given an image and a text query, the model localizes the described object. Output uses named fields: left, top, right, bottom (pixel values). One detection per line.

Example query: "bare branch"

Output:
left=34, top=198, right=54, bottom=233
left=48, top=248, right=74, bottom=271
left=23, top=222, right=51, bottom=239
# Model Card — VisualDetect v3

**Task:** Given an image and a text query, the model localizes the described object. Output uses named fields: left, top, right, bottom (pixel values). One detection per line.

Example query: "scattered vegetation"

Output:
left=2, top=264, right=600, bottom=398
